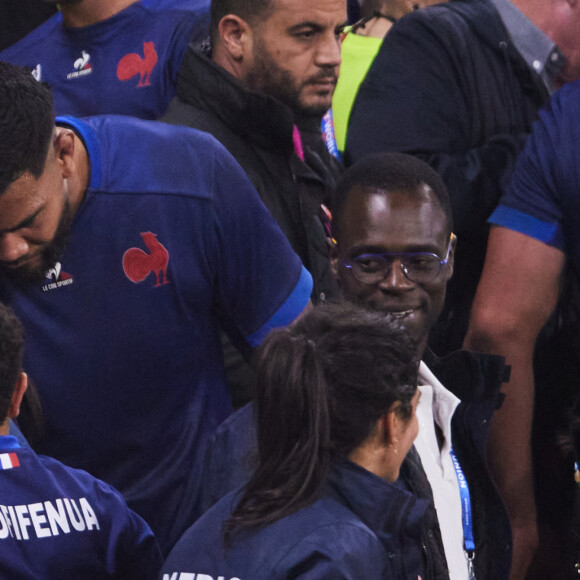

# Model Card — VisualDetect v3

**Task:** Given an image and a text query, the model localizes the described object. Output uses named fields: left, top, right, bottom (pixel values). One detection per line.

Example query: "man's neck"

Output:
left=212, top=44, right=246, bottom=82
left=417, top=340, right=427, bottom=363
left=61, top=0, right=139, bottom=28
left=508, top=0, right=554, bottom=37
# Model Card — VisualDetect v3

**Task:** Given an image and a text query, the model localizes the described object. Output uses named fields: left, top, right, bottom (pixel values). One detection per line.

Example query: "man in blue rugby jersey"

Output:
left=0, top=62, right=311, bottom=556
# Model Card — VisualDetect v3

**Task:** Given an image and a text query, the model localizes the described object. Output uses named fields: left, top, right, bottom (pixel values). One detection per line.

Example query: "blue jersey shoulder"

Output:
left=58, top=115, right=234, bottom=200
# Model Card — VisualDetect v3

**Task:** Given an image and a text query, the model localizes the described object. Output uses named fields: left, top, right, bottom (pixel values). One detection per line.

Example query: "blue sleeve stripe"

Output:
left=488, top=206, right=562, bottom=248
left=56, top=116, right=102, bottom=190
left=247, top=267, right=313, bottom=348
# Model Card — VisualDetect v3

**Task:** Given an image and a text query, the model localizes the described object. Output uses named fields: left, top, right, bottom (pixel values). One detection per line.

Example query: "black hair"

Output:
left=0, top=61, right=54, bottom=195
left=0, top=303, right=26, bottom=423
left=223, top=301, right=418, bottom=541
left=210, top=0, right=274, bottom=47
left=333, top=152, right=453, bottom=240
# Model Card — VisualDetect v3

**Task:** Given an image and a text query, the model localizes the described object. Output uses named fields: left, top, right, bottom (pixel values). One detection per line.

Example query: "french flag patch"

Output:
left=0, top=452, right=20, bottom=470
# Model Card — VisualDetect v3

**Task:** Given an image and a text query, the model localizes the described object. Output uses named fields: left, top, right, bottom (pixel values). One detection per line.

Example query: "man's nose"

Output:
left=0, top=233, right=29, bottom=263
left=377, top=259, right=415, bottom=291
left=316, top=32, right=341, bottom=68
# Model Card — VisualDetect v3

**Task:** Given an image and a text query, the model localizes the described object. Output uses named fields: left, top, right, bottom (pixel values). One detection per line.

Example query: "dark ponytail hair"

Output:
left=223, top=302, right=418, bottom=542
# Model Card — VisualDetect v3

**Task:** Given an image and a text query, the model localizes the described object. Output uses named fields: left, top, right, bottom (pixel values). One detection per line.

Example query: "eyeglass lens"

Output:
left=351, top=254, right=442, bottom=284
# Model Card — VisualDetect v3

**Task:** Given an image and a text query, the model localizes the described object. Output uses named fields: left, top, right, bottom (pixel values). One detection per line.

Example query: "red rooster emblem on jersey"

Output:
left=117, top=41, right=158, bottom=87
left=122, top=232, right=170, bottom=287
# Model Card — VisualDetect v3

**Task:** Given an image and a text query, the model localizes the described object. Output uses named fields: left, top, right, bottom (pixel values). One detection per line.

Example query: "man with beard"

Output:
left=162, top=0, right=345, bottom=306
left=162, top=0, right=346, bottom=407
left=0, top=0, right=210, bottom=119
left=0, top=62, right=312, bottom=556
left=198, top=152, right=512, bottom=579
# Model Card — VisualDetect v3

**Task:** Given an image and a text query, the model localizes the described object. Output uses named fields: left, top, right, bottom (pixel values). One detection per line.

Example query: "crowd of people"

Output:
left=1, top=0, right=580, bottom=578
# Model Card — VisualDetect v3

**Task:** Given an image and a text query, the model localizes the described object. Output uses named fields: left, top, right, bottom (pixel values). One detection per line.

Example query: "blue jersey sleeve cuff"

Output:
left=247, top=267, right=312, bottom=348
left=489, top=206, right=564, bottom=249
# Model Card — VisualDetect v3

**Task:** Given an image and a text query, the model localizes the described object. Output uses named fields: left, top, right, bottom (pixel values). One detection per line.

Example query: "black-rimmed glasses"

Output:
left=341, top=233, right=455, bottom=285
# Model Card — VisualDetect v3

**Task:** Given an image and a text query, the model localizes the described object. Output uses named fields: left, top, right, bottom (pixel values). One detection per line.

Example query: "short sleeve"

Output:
left=489, top=82, right=580, bottom=252
left=209, top=145, right=312, bottom=348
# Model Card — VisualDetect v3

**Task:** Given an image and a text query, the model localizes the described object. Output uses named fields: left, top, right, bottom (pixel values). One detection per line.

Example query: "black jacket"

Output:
left=346, top=0, right=548, bottom=353
left=162, top=46, right=341, bottom=303
left=165, top=460, right=427, bottom=580
left=400, top=349, right=512, bottom=580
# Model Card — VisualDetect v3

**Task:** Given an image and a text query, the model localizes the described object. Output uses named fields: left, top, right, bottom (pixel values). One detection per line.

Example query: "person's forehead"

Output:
left=337, top=187, right=448, bottom=248
left=264, top=0, right=347, bottom=27
left=0, top=173, right=47, bottom=232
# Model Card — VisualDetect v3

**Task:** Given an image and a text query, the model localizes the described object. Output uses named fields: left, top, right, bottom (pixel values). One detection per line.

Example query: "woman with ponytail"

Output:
left=162, top=302, right=427, bottom=579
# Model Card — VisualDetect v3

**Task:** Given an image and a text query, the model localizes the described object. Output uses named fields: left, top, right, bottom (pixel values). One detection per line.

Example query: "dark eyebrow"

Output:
left=287, top=21, right=322, bottom=33
left=288, top=19, right=348, bottom=34
left=0, top=207, right=43, bottom=234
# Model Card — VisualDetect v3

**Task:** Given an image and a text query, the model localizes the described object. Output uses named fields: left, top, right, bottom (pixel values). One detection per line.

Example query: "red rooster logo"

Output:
left=117, top=41, right=158, bottom=87
left=122, top=232, right=170, bottom=287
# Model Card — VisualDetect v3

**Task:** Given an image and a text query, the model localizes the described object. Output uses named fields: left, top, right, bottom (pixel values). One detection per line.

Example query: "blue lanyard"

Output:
left=449, top=447, right=476, bottom=579
left=321, top=109, right=342, bottom=162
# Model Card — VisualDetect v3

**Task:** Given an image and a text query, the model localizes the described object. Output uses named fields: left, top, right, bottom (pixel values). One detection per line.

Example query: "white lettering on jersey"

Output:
left=0, top=497, right=100, bottom=540
left=162, top=574, right=242, bottom=580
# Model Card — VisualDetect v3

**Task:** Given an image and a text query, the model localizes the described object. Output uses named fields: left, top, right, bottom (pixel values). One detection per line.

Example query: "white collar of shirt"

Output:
left=417, top=361, right=460, bottom=460
left=415, top=361, right=467, bottom=580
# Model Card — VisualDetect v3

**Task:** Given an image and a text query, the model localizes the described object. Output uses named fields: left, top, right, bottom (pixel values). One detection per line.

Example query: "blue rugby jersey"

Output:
left=489, top=79, right=580, bottom=269
left=0, top=0, right=209, bottom=119
left=0, top=115, right=312, bottom=555
left=0, top=436, right=161, bottom=579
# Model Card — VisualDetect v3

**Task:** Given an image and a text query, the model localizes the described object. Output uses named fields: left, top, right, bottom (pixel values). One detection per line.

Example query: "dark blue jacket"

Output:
left=0, top=436, right=161, bottom=579
left=162, top=460, right=427, bottom=579
left=198, top=350, right=512, bottom=580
